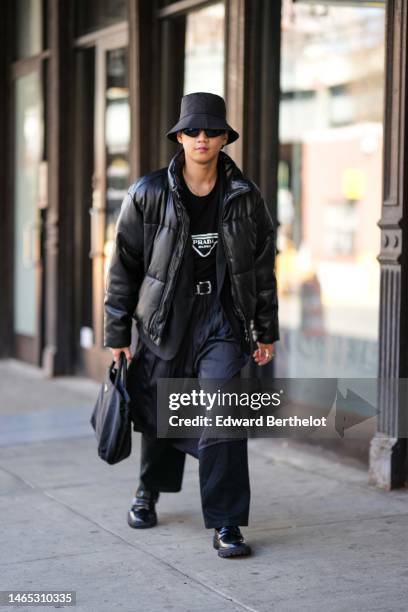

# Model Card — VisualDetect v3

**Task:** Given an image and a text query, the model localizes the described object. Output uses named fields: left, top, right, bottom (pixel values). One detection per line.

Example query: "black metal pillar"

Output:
left=43, top=0, right=75, bottom=375
left=0, top=2, right=13, bottom=358
left=235, top=0, right=282, bottom=381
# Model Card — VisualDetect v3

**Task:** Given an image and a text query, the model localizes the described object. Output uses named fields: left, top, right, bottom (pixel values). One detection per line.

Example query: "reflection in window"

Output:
left=103, top=48, right=130, bottom=282
left=324, top=201, right=358, bottom=257
left=184, top=3, right=225, bottom=95
left=14, top=72, right=43, bottom=335
left=15, top=0, right=42, bottom=59
left=277, top=1, right=385, bottom=377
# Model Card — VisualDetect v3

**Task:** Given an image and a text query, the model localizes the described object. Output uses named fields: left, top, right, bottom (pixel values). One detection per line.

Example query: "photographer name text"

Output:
left=168, top=415, right=327, bottom=428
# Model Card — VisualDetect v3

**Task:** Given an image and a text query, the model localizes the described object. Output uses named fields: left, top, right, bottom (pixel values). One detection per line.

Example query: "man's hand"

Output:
left=110, top=346, right=133, bottom=364
left=252, top=341, right=274, bottom=366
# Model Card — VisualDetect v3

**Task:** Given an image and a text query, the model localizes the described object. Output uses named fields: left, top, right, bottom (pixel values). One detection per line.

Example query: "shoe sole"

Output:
left=213, top=539, right=252, bottom=558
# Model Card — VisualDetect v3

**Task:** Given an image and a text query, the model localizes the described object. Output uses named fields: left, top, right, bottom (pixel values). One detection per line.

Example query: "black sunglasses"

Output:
left=182, top=128, right=226, bottom=138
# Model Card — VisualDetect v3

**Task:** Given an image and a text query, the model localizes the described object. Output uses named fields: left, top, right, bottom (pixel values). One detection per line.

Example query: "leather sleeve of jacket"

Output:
left=104, top=190, right=144, bottom=348
left=253, top=191, right=280, bottom=344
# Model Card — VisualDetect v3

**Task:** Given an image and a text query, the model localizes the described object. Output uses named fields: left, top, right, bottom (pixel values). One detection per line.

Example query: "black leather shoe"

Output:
left=213, top=526, right=251, bottom=558
left=127, top=488, right=159, bottom=529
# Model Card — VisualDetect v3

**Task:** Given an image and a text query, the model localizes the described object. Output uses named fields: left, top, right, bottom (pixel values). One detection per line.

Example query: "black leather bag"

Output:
left=90, top=352, right=132, bottom=464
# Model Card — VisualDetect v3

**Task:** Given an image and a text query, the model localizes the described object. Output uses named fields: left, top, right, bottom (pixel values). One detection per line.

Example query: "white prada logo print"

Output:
left=191, top=233, right=218, bottom=257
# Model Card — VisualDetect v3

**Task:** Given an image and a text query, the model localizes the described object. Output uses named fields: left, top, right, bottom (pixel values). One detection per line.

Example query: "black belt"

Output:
left=195, top=280, right=216, bottom=295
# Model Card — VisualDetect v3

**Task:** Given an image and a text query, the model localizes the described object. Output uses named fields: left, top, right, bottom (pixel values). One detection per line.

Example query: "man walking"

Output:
left=104, top=92, right=279, bottom=557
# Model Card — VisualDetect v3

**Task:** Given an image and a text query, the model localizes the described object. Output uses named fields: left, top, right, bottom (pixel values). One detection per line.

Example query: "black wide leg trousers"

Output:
left=128, top=292, right=251, bottom=528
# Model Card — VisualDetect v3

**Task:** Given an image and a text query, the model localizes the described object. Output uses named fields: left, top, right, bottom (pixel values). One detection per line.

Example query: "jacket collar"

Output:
left=167, top=148, right=251, bottom=201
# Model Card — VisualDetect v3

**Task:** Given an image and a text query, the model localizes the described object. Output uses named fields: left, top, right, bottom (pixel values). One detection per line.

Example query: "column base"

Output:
left=368, top=433, right=407, bottom=490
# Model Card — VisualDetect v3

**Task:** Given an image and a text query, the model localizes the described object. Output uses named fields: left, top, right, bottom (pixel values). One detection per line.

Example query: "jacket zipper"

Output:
left=219, top=188, right=252, bottom=345
left=150, top=191, right=190, bottom=341
left=151, top=183, right=251, bottom=344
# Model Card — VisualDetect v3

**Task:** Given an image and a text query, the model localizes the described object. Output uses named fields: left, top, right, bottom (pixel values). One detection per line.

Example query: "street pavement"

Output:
left=0, top=358, right=407, bottom=612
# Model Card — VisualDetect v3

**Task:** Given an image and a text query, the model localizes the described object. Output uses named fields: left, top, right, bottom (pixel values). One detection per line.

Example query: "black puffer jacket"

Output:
left=104, top=149, right=279, bottom=349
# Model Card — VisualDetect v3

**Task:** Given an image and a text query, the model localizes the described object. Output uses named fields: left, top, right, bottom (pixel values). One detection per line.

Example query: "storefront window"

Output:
left=14, top=71, right=43, bottom=335
left=184, top=3, right=225, bottom=95
left=103, top=48, right=130, bottom=281
left=15, top=0, right=43, bottom=59
left=277, top=1, right=385, bottom=377
left=75, top=0, right=127, bottom=37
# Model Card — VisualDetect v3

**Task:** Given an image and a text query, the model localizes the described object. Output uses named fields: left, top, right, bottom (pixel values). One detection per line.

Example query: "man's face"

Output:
left=176, top=129, right=228, bottom=164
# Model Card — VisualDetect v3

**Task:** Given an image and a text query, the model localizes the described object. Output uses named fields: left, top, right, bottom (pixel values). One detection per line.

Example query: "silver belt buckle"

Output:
left=196, top=280, right=212, bottom=295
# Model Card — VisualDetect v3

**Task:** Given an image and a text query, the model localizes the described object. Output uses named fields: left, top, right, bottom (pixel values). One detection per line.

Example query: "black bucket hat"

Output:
left=166, top=92, right=239, bottom=145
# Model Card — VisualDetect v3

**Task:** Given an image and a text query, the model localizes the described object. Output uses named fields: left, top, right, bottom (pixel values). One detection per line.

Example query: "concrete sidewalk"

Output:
left=0, top=358, right=407, bottom=612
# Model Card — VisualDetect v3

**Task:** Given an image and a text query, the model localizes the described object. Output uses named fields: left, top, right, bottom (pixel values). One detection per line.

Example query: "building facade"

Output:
left=1, top=0, right=407, bottom=488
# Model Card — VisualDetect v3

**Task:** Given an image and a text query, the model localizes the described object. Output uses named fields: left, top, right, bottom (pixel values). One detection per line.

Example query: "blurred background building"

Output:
left=1, top=0, right=407, bottom=487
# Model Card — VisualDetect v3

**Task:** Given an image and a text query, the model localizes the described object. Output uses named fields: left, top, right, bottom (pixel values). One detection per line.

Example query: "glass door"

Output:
left=183, top=2, right=225, bottom=95
left=90, top=32, right=130, bottom=349
left=13, top=68, right=44, bottom=363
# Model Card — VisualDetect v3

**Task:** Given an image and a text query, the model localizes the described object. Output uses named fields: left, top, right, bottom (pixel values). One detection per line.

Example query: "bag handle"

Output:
left=111, top=351, right=128, bottom=388
left=121, top=352, right=128, bottom=388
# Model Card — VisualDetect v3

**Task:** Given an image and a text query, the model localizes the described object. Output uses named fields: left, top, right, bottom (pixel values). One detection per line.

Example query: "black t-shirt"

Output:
left=175, top=165, right=249, bottom=354
left=179, top=168, right=221, bottom=283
